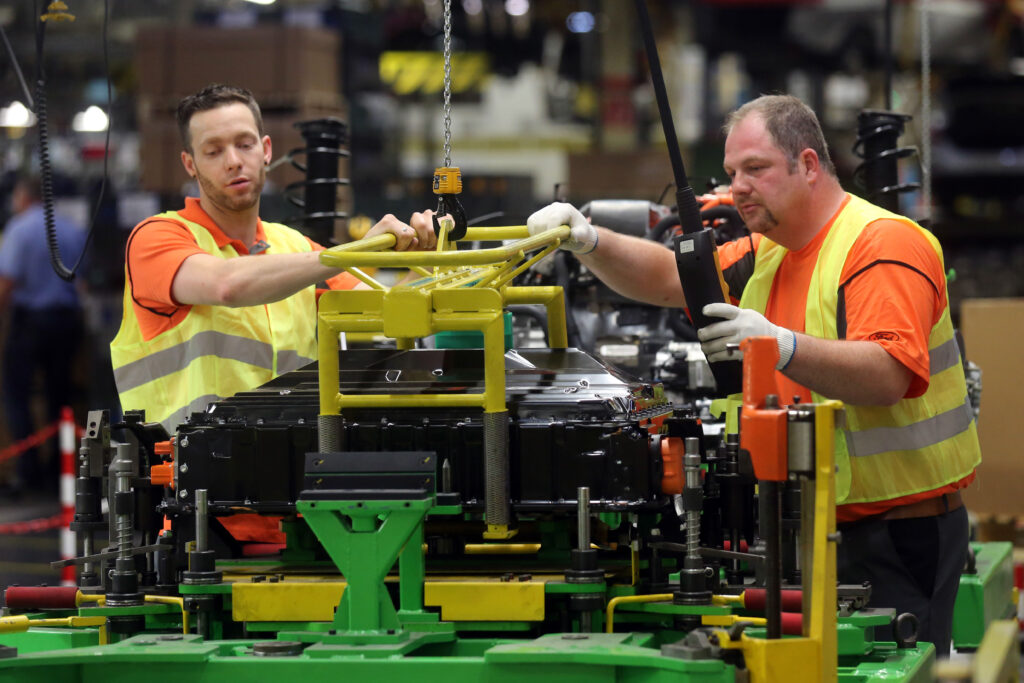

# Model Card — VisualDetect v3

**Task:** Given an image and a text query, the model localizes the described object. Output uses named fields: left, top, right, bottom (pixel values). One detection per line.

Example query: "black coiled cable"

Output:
left=35, top=78, right=74, bottom=281
left=34, top=0, right=109, bottom=282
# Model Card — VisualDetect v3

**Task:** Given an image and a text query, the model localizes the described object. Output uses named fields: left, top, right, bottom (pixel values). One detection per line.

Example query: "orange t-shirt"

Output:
left=125, top=197, right=359, bottom=341
left=717, top=196, right=973, bottom=522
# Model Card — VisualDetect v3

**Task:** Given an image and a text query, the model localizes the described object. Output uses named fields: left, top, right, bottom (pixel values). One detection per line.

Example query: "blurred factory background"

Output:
left=0, top=0, right=1021, bottom=489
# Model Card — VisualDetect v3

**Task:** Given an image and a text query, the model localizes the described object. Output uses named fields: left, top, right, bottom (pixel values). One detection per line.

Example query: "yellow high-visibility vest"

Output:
left=739, top=194, right=980, bottom=503
left=110, top=212, right=318, bottom=431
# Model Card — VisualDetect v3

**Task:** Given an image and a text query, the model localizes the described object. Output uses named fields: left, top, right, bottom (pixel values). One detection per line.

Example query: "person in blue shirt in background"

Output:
left=0, top=174, right=87, bottom=493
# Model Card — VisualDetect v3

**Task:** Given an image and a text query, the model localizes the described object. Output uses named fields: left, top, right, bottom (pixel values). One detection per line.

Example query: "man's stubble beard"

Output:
left=195, top=163, right=265, bottom=213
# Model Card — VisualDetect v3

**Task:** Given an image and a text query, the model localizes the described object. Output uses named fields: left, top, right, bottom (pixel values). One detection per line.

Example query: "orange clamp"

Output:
left=150, top=440, right=175, bottom=488
left=150, top=462, right=174, bottom=488
left=740, top=336, right=788, bottom=482
left=660, top=436, right=684, bottom=495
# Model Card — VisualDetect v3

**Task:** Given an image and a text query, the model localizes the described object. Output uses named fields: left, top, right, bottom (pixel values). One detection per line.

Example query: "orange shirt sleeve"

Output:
left=306, top=237, right=361, bottom=290
left=124, top=218, right=211, bottom=342
left=839, top=219, right=946, bottom=398
left=127, top=218, right=209, bottom=313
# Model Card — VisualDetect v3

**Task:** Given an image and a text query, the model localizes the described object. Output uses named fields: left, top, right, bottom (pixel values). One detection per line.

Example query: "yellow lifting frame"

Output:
left=316, top=224, right=572, bottom=539
left=316, top=224, right=572, bottom=419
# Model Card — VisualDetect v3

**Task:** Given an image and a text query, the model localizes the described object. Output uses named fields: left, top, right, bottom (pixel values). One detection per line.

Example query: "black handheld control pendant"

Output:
left=673, top=229, right=744, bottom=395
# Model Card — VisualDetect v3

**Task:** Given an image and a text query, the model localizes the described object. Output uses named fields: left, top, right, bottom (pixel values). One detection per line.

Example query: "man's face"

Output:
left=181, top=102, right=270, bottom=214
left=722, top=114, right=807, bottom=238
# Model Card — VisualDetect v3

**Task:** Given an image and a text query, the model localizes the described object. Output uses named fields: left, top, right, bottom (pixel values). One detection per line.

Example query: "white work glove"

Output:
left=697, top=303, right=797, bottom=370
left=526, top=202, right=599, bottom=254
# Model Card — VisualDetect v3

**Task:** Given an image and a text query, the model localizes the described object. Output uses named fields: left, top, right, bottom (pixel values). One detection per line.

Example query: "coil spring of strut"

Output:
left=285, top=117, right=351, bottom=246
left=853, top=109, right=921, bottom=214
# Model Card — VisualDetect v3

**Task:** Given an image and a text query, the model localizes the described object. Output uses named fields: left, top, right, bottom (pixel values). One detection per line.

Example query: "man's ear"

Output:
left=181, top=150, right=196, bottom=178
left=801, top=148, right=820, bottom=181
left=262, top=135, right=272, bottom=166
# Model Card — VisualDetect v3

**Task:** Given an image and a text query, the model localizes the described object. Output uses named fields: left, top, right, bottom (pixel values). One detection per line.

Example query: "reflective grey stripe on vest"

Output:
left=277, top=349, right=316, bottom=375
left=161, top=393, right=221, bottom=433
left=114, top=330, right=274, bottom=393
left=929, top=337, right=961, bottom=376
left=845, top=396, right=974, bottom=459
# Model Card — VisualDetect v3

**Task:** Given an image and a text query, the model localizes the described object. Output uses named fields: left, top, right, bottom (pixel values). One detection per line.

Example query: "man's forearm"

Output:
left=577, top=228, right=686, bottom=308
left=174, top=250, right=341, bottom=308
left=782, top=334, right=913, bottom=406
left=219, top=251, right=342, bottom=306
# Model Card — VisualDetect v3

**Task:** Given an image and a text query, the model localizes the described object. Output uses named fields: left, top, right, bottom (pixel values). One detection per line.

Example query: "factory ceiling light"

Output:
left=0, top=101, right=35, bottom=128
left=505, top=0, right=528, bottom=17
left=71, top=105, right=108, bottom=132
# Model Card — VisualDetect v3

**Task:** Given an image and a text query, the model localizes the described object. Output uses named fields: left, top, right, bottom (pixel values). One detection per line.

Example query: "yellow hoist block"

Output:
left=433, top=167, right=463, bottom=195
left=41, top=1, right=75, bottom=21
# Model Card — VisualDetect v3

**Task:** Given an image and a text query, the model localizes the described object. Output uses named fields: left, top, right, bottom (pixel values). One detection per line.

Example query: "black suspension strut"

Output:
left=853, top=110, right=920, bottom=214
left=285, top=117, right=351, bottom=245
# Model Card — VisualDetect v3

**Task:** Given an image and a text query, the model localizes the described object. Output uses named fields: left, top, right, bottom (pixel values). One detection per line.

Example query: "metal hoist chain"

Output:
left=442, top=0, right=453, bottom=168
left=432, top=0, right=467, bottom=243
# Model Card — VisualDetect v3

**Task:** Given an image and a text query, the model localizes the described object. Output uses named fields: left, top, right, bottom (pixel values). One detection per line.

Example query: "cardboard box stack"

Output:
left=960, top=298, right=1024, bottom=524
left=134, top=24, right=348, bottom=234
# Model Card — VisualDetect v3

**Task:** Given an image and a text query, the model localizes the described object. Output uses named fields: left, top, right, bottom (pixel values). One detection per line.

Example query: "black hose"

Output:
left=506, top=305, right=549, bottom=346
left=699, top=205, right=741, bottom=224
left=648, top=213, right=681, bottom=244
left=648, top=206, right=745, bottom=245
left=700, top=205, right=748, bottom=244
left=667, top=309, right=698, bottom=342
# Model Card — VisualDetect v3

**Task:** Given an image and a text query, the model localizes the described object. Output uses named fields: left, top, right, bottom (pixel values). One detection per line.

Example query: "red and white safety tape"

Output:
left=0, top=424, right=59, bottom=465
left=0, top=512, right=66, bottom=535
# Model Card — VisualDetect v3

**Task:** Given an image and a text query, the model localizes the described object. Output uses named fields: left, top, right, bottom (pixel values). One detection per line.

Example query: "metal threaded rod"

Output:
left=684, top=437, right=702, bottom=560
left=483, top=411, right=510, bottom=527
left=115, top=467, right=133, bottom=561
left=318, top=414, right=344, bottom=453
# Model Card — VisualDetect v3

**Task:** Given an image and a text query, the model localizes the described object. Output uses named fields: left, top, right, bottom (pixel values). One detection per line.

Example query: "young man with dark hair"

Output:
left=528, top=94, right=980, bottom=656
left=111, top=84, right=437, bottom=430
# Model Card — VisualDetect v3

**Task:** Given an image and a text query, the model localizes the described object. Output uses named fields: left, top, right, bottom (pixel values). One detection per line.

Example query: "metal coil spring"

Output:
left=686, top=510, right=701, bottom=558
left=853, top=109, right=921, bottom=214
left=284, top=117, right=351, bottom=246
left=483, top=411, right=510, bottom=527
